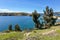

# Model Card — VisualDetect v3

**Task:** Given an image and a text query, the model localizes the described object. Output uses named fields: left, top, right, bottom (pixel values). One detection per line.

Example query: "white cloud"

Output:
left=0, top=8, right=32, bottom=13
left=0, top=9, right=20, bottom=13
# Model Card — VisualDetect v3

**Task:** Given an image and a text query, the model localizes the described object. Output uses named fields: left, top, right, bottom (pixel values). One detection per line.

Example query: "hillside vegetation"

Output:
left=0, top=25, right=60, bottom=40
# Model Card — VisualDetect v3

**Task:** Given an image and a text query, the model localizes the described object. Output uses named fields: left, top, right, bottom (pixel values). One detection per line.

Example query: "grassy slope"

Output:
left=0, top=26, right=60, bottom=40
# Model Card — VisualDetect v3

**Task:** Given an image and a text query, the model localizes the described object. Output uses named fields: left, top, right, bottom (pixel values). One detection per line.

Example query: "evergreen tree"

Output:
left=32, top=10, right=41, bottom=29
left=15, top=24, right=22, bottom=31
left=8, top=24, right=12, bottom=31
left=43, top=6, right=57, bottom=28
left=49, top=8, right=57, bottom=25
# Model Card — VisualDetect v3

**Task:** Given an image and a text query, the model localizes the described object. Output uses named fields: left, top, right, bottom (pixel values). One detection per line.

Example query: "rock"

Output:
left=42, top=30, right=57, bottom=36
left=24, top=32, right=31, bottom=37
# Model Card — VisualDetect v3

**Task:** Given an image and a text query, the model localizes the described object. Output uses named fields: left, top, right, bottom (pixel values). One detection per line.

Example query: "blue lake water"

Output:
left=0, top=16, right=60, bottom=32
left=0, top=16, right=34, bottom=32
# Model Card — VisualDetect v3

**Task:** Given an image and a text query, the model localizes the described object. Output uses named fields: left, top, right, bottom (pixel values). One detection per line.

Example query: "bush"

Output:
left=15, top=24, right=22, bottom=31
left=43, top=6, right=57, bottom=28
left=32, top=10, right=41, bottom=29
left=8, top=24, right=12, bottom=31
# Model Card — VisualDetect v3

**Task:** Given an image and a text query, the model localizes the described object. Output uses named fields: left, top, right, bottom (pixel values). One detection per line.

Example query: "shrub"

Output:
left=32, top=10, right=41, bottom=29
left=15, top=24, right=22, bottom=31
left=43, top=6, right=57, bottom=28
left=8, top=24, right=12, bottom=31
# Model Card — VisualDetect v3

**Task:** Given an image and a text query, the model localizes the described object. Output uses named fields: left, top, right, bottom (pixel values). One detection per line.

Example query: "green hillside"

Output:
left=0, top=25, right=60, bottom=40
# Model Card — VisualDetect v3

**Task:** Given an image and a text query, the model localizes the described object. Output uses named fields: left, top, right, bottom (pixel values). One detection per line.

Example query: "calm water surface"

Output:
left=0, top=16, right=60, bottom=32
left=0, top=16, right=34, bottom=32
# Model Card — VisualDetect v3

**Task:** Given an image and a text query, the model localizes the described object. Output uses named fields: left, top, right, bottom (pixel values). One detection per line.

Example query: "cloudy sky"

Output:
left=0, top=0, right=60, bottom=13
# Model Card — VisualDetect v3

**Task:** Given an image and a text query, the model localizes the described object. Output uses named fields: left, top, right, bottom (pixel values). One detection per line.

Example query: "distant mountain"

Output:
left=54, top=12, right=60, bottom=16
left=0, top=12, right=60, bottom=16
left=0, top=12, right=31, bottom=16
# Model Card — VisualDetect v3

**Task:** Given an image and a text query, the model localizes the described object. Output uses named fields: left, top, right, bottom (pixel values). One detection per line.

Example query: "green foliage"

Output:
left=8, top=24, right=12, bottom=31
left=32, top=10, right=41, bottom=29
left=43, top=6, right=57, bottom=28
left=15, top=24, right=22, bottom=31
left=32, top=10, right=40, bottom=23
left=49, top=8, right=53, bottom=16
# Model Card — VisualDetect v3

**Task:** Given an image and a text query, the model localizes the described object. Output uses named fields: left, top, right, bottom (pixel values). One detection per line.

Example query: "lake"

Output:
left=0, top=16, right=34, bottom=32
left=0, top=16, right=60, bottom=32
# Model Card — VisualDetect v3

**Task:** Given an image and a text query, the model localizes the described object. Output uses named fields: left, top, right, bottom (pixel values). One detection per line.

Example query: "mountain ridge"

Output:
left=0, top=12, right=60, bottom=16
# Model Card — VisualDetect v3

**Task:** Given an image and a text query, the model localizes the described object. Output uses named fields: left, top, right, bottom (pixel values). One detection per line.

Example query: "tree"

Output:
left=43, top=6, right=51, bottom=28
left=8, top=24, right=12, bottom=31
left=32, top=10, right=41, bottom=29
left=46, top=6, right=50, bottom=15
left=15, top=24, right=22, bottom=31
left=49, top=8, right=53, bottom=17
left=49, top=8, right=57, bottom=25
left=43, top=6, right=57, bottom=28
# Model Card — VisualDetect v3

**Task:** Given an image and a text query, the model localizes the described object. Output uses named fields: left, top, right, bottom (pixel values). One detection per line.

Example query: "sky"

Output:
left=0, top=0, right=60, bottom=13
